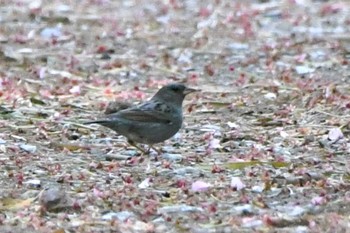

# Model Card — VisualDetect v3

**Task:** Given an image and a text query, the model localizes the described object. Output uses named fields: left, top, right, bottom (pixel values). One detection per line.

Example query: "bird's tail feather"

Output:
left=84, top=120, right=109, bottom=125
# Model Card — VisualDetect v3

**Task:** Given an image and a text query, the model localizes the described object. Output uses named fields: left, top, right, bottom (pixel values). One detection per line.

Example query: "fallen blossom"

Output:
left=39, top=67, right=46, bottom=79
left=328, top=128, right=343, bottom=142
left=93, top=187, right=105, bottom=198
left=279, top=130, right=289, bottom=138
left=311, top=196, right=327, bottom=205
left=230, top=177, right=246, bottom=190
left=227, top=121, right=239, bottom=129
left=138, top=178, right=152, bottom=189
left=208, top=138, right=221, bottom=149
left=69, top=85, right=81, bottom=95
left=191, top=180, right=212, bottom=192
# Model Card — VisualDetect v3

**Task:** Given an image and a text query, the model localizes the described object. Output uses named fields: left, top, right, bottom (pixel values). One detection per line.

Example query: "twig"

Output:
left=328, top=159, right=347, bottom=165
left=312, top=109, right=350, bottom=119
left=152, top=66, right=186, bottom=78
left=57, top=121, right=97, bottom=130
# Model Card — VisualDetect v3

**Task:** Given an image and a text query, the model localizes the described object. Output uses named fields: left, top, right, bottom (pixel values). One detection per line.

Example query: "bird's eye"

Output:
left=170, top=86, right=180, bottom=92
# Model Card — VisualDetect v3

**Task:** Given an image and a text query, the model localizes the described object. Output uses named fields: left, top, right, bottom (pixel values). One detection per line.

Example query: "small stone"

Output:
left=101, top=211, right=136, bottom=221
left=295, top=65, right=315, bottom=74
left=173, top=167, right=202, bottom=175
left=264, top=92, right=277, bottom=100
left=24, top=179, right=41, bottom=189
left=158, top=204, right=204, bottom=214
left=40, top=27, right=62, bottom=39
left=162, top=153, right=183, bottom=162
left=19, top=144, right=37, bottom=153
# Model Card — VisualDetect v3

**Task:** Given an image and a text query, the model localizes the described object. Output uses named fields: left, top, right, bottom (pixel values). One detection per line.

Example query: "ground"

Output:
left=0, top=0, right=350, bottom=232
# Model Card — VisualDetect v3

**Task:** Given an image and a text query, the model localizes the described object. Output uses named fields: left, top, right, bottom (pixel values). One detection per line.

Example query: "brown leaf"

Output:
left=0, top=197, right=34, bottom=210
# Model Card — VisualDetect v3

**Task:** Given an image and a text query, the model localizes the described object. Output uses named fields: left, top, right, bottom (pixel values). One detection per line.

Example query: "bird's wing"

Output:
left=117, top=110, right=171, bottom=123
left=108, top=102, right=174, bottom=124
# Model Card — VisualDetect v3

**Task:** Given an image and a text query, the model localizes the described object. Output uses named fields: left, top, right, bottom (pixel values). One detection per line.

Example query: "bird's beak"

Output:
left=183, top=87, right=198, bottom=95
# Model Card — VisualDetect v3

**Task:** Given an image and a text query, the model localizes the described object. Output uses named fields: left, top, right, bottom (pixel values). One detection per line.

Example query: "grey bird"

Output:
left=85, top=83, right=197, bottom=153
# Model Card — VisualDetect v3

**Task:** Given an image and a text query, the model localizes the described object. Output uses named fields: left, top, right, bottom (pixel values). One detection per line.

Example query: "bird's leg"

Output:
left=127, top=140, right=146, bottom=154
left=145, top=146, right=152, bottom=154
left=150, top=145, right=162, bottom=155
left=127, top=140, right=162, bottom=156
left=144, top=145, right=161, bottom=155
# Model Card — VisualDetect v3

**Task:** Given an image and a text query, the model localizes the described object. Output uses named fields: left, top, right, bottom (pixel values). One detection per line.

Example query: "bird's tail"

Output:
left=84, top=120, right=109, bottom=125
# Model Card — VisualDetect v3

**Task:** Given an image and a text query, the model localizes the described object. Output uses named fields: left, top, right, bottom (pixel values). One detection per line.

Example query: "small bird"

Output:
left=85, top=83, right=197, bottom=153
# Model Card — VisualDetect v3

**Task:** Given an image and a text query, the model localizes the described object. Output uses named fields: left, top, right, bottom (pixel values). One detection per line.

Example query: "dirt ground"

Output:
left=0, top=0, right=350, bottom=232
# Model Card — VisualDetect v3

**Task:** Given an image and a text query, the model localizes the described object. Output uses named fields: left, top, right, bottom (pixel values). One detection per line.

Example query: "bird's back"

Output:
left=86, top=102, right=183, bottom=144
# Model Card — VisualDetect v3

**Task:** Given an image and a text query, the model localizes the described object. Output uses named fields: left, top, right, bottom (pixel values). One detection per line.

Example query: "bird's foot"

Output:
left=147, top=145, right=163, bottom=155
left=127, top=140, right=163, bottom=158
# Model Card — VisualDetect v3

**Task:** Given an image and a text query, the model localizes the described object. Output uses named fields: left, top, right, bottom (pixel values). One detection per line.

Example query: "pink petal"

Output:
left=39, top=89, right=54, bottom=99
left=138, top=178, right=151, bottom=189
left=328, top=128, right=343, bottom=141
left=227, top=121, right=239, bottom=129
left=39, top=67, right=46, bottom=79
left=191, top=180, right=212, bottom=192
left=311, top=196, right=326, bottom=205
left=230, top=177, right=245, bottom=190
left=279, top=130, right=289, bottom=138
left=93, top=187, right=104, bottom=198
left=69, top=85, right=81, bottom=94
left=208, top=138, right=221, bottom=149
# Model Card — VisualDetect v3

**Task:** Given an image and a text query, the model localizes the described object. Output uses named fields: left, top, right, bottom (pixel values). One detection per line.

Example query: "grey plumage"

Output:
left=85, top=83, right=196, bottom=149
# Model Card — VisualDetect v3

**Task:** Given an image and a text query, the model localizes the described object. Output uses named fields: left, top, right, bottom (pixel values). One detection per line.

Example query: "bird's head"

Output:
left=152, top=83, right=197, bottom=106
